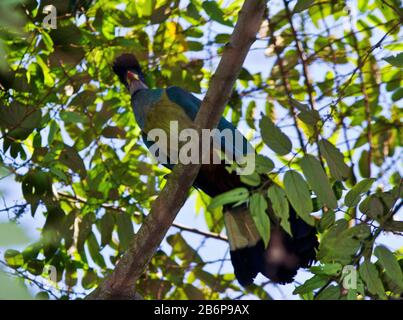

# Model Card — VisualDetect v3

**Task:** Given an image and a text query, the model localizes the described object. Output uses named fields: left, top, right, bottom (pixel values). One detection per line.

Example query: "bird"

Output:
left=112, top=53, right=318, bottom=286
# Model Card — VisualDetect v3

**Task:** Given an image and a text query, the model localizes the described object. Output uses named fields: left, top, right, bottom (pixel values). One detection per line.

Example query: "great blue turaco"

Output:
left=112, top=53, right=318, bottom=286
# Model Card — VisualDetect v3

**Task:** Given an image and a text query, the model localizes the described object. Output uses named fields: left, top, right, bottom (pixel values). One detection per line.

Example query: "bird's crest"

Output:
left=112, top=53, right=142, bottom=85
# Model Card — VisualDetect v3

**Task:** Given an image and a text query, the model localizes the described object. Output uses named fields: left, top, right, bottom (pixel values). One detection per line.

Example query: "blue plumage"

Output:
left=112, top=54, right=318, bottom=287
left=132, top=86, right=253, bottom=168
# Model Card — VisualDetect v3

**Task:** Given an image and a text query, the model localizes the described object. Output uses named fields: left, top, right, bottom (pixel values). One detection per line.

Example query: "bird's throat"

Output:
left=129, top=80, right=148, bottom=95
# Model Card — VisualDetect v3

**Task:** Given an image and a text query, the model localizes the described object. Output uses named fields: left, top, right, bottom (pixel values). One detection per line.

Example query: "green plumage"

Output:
left=224, top=206, right=261, bottom=251
left=113, top=53, right=319, bottom=287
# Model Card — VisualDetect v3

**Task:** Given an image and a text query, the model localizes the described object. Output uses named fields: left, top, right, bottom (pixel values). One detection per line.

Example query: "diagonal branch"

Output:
left=86, top=0, right=266, bottom=300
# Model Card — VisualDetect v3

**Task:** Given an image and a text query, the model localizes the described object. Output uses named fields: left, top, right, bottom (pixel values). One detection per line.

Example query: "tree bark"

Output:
left=86, top=0, right=266, bottom=300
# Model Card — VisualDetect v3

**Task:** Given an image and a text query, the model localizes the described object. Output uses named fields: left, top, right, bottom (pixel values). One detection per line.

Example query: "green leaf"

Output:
left=87, top=232, right=106, bottom=269
left=332, top=181, right=345, bottom=200
left=310, top=263, right=342, bottom=276
left=260, top=116, right=292, bottom=155
left=134, top=0, right=153, bottom=16
left=50, top=167, right=68, bottom=182
left=36, top=55, right=54, bottom=87
left=318, top=209, right=335, bottom=232
left=35, top=292, right=50, bottom=300
left=240, top=172, right=261, bottom=187
left=202, top=1, right=233, bottom=27
left=318, top=139, right=350, bottom=180
left=358, top=150, right=370, bottom=178
left=300, top=154, right=338, bottom=209
left=283, top=170, right=314, bottom=225
left=184, top=284, right=205, bottom=299
left=0, top=102, right=42, bottom=140
left=101, top=126, right=126, bottom=139
left=167, top=233, right=203, bottom=263
left=41, top=31, right=54, bottom=52
left=70, top=91, right=96, bottom=108
left=244, top=283, right=273, bottom=300
left=41, top=206, right=65, bottom=258
left=208, top=187, right=249, bottom=210
left=345, top=223, right=371, bottom=240
left=116, top=212, right=134, bottom=251
left=383, top=52, right=403, bottom=68
left=315, top=285, right=340, bottom=300
left=47, top=120, right=58, bottom=145
left=143, top=0, right=153, bottom=16
left=360, top=196, right=384, bottom=219
left=149, top=3, right=172, bottom=24
left=317, top=219, right=363, bottom=264
left=59, top=145, right=87, bottom=178
left=254, top=155, right=274, bottom=174
left=375, top=246, right=403, bottom=289
left=358, top=0, right=367, bottom=11
left=60, top=111, right=88, bottom=124
left=22, top=170, right=52, bottom=217
left=187, top=41, right=203, bottom=51
left=27, top=259, right=44, bottom=276
left=215, top=33, right=231, bottom=44
left=290, top=98, right=309, bottom=112
left=344, top=178, right=375, bottom=207
left=294, top=0, right=315, bottom=13
left=138, top=278, right=172, bottom=299
left=359, top=261, right=386, bottom=299
left=192, top=268, right=224, bottom=291
left=267, top=185, right=291, bottom=235
left=196, top=192, right=224, bottom=233
left=392, top=87, right=403, bottom=101
left=22, top=242, right=41, bottom=262
left=4, top=249, right=24, bottom=268
left=298, top=109, right=321, bottom=126
left=293, top=274, right=329, bottom=295
left=239, top=68, right=253, bottom=81
left=186, top=2, right=202, bottom=21
left=249, top=193, right=270, bottom=247
left=347, top=289, right=357, bottom=300
left=245, top=101, right=256, bottom=129
left=82, top=269, right=98, bottom=289
left=99, top=211, right=115, bottom=247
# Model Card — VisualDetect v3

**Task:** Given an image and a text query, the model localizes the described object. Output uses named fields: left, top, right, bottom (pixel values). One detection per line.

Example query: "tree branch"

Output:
left=58, top=192, right=227, bottom=241
left=86, top=0, right=265, bottom=300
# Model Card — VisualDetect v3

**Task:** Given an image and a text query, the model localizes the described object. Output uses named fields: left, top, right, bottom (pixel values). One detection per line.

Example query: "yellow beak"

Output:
left=127, top=71, right=140, bottom=83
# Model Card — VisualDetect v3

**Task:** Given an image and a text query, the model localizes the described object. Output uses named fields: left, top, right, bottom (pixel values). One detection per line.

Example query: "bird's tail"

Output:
left=224, top=204, right=318, bottom=286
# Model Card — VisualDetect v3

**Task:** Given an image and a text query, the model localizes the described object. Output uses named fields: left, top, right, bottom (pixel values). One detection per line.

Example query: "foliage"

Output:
left=0, top=0, right=402, bottom=300
left=0, top=223, right=32, bottom=299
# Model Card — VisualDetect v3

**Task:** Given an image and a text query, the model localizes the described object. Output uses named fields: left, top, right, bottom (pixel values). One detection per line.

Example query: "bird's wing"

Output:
left=140, top=90, right=197, bottom=167
left=136, top=88, right=317, bottom=286
left=166, top=86, right=254, bottom=161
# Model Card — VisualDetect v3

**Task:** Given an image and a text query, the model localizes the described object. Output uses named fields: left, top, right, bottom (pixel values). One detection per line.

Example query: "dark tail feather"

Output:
left=225, top=205, right=318, bottom=286
left=286, top=207, right=318, bottom=268
left=260, top=208, right=318, bottom=284
left=230, top=242, right=265, bottom=286
left=224, top=206, right=263, bottom=286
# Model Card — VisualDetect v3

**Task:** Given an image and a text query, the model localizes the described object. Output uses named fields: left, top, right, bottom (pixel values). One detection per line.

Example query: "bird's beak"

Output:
left=127, top=71, right=140, bottom=84
left=125, top=70, right=147, bottom=94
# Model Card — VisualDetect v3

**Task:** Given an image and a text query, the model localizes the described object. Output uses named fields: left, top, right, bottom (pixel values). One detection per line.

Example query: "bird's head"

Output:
left=113, top=54, right=147, bottom=95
